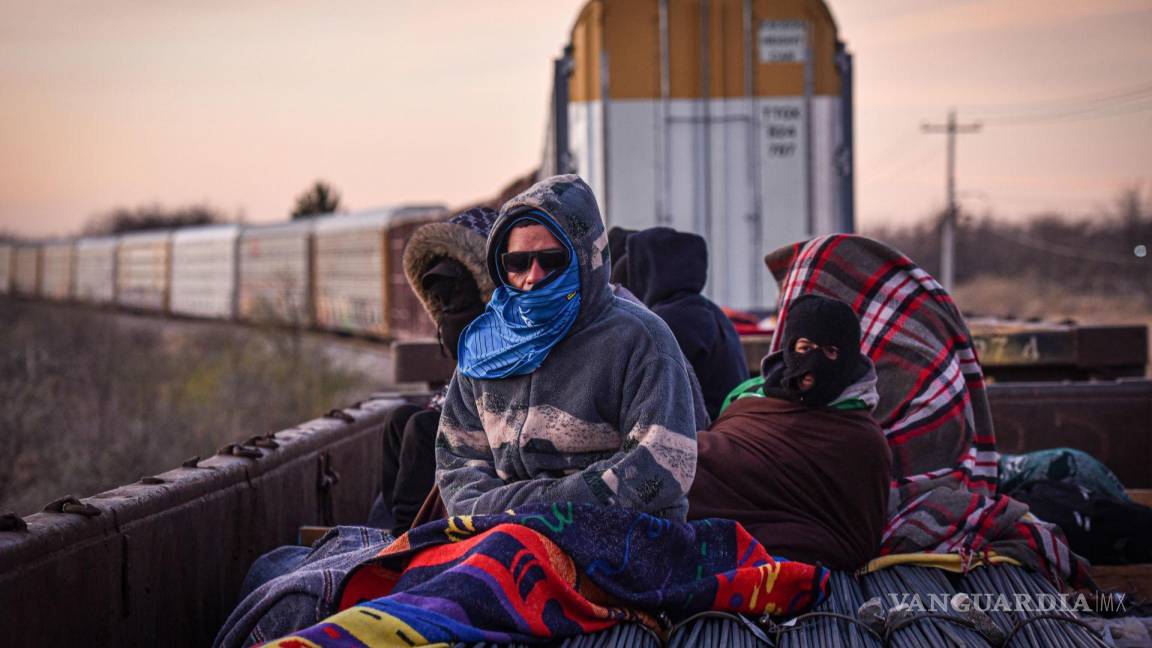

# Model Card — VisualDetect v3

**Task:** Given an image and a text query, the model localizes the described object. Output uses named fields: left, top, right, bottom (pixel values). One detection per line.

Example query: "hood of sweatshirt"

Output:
left=486, top=175, right=613, bottom=333
left=625, top=227, right=708, bottom=307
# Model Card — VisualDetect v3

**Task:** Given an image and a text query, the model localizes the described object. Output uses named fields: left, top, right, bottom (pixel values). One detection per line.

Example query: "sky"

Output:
left=1, top=0, right=1150, bottom=238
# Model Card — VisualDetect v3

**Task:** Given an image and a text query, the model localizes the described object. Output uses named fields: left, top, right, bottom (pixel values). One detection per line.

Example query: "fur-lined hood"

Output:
left=402, top=219, right=495, bottom=325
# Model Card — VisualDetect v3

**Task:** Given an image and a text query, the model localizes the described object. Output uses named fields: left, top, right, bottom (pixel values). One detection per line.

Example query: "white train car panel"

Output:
left=116, top=231, right=171, bottom=311
left=0, top=243, right=12, bottom=295
left=74, top=237, right=118, bottom=304
left=170, top=225, right=240, bottom=319
left=40, top=242, right=75, bottom=300
left=556, top=0, right=853, bottom=309
left=314, top=206, right=445, bottom=337
left=238, top=220, right=315, bottom=325
left=13, top=245, right=41, bottom=296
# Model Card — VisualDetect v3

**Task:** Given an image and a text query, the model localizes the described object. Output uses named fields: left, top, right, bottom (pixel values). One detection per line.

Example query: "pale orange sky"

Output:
left=1, top=0, right=1150, bottom=238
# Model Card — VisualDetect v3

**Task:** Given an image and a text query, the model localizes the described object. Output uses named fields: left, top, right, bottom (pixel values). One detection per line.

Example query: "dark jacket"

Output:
left=625, top=227, right=748, bottom=420
left=688, top=359, right=891, bottom=570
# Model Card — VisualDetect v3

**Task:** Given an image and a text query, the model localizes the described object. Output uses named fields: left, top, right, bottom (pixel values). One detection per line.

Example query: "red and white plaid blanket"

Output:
left=766, top=234, right=1089, bottom=587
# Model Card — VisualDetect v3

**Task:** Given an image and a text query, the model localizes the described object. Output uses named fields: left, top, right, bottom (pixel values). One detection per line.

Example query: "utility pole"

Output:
left=922, top=109, right=981, bottom=292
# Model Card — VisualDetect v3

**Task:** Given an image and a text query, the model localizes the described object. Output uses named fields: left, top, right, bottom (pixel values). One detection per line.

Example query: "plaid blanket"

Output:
left=765, top=235, right=1090, bottom=587
left=266, top=504, right=828, bottom=646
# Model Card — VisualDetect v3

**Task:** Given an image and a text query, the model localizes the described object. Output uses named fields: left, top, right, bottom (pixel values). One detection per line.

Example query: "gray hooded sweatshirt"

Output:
left=435, top=175, right=705, bottom=521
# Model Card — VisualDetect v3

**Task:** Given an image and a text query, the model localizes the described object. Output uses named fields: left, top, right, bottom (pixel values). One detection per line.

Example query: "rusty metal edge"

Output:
left=0, top=396, right=405, bottom=574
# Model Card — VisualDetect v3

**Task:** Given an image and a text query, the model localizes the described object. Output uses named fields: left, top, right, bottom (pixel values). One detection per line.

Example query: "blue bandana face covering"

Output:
left=458, top=214, right=581, bottom=379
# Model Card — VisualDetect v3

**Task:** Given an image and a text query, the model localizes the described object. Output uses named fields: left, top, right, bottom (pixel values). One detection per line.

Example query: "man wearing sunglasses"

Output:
left=436, top=175, right=707, bottom=521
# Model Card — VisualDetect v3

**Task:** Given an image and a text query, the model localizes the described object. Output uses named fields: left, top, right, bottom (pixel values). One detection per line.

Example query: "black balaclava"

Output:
left=776, top=294, right=863, bottom=406
left=421, top=257, right=484, bottom=361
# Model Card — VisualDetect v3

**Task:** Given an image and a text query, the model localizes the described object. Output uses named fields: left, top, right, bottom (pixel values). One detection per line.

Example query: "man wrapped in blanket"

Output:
left=437, top=174, right=708, bottom=520
left=689, top=294, right=892, bottom=570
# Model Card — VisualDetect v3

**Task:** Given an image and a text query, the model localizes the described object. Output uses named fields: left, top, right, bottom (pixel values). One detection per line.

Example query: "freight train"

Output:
left=0, top=204, right=444, bottom=341
left=543, top=0, right=855, bottom=310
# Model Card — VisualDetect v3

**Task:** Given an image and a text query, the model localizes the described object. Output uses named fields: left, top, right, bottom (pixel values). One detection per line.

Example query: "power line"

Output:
left=962, top=79, right=1152, bottom=117
left=863, top=143, right=937, bottom=188
left=981, top=226, right=1149, bottom=266
left=981, top=96, right=1152, bottom=125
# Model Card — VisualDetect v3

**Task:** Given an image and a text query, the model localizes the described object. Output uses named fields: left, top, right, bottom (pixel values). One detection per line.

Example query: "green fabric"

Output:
left=717, top=377, right=869, bottom=415
left=719, top=376, right=766, bottom=414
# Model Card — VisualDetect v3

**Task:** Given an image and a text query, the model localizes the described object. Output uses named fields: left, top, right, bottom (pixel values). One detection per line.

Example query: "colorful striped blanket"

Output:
left=266, top=504, right=828, bottom=646
left=765, top=234, right=1090, bottom=587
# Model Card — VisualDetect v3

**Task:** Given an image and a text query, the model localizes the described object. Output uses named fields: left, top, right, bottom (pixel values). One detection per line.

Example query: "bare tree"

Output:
left=84, top=204, right=225, bottom=235
left=291, top=181, right=342, bottom=220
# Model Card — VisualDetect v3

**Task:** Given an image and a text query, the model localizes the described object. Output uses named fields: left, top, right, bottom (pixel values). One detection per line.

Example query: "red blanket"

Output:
left=766, top=235, right=1089, bottom=587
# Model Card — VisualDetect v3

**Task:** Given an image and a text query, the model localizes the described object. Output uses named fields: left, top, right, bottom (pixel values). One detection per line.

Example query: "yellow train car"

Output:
left=546, top=0, right=854, bottom=309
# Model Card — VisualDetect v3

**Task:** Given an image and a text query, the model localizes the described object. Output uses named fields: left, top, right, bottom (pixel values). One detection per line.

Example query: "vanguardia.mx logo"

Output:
left=886, top=592, right=1127, bottom=614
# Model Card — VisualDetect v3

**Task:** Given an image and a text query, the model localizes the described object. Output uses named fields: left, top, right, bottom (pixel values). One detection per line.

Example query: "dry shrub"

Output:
left=0, top=298, right=379, bottom=516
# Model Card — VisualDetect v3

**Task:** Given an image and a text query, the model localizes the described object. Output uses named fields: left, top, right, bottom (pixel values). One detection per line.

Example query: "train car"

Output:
left=170, top=224, right=241, bottom=320
left=39, top=240, right=76, bottom=300
left=545, top=0, right=854, bottom=309
left=0, top=242, right=12, bottom=295
left=73, top=237, right=119, bottom=304
left=116, top=230, right=172, bottom=312
left=12, top=243, right=41, bottom=297
left=313, top=206, right=446, bottom=338
left=237, top=220, right=316, bottom=326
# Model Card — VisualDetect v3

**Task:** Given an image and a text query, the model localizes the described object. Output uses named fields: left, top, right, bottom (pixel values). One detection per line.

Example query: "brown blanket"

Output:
left=688, top=396, right=891, bottom=570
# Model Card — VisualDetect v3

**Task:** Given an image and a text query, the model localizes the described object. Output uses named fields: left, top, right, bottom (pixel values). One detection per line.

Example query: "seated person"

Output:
left=688, top=294, right=891, bottom=570
left=367, top=207, right=498, bottom=534
left=615, top=226, right=748, bottom=420
left=437, top=175, right=706, bottom=520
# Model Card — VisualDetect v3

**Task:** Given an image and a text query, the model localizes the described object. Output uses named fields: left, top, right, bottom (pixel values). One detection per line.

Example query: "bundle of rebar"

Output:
left=453, top=564, right=1110, bottom=647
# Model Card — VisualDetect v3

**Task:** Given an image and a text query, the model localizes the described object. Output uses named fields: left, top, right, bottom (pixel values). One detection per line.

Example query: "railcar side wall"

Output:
left=238, top=223, right=315, bottom=326
left=0, top=397, right=403, bottom=648
left=170, top=226, right=241, bottom=319
left=13, top=244, right=41, bottom=296
left=116, top=232, right=172, bottom=312
left=40, top=242, right=76, bottom=300
left=74, top=238, right=118, bottom=304
left=0, top=243, right=12, bottom=295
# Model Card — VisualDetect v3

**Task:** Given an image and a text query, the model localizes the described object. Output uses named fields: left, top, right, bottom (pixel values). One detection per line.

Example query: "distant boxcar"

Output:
left=116, top=230, right=172, bottom=312
left=237, top=220, right=315, bottom=326
left=13, top=244, right=41, bottom=296
left=170, top=225, right=240, bottom=319
left=313, top=206, right=446, bottom=338
left=0, top=242, right=12, bottom=294
left=40, top=241, right=76, bottom=300
left=74, top=237, right=118, bottom=304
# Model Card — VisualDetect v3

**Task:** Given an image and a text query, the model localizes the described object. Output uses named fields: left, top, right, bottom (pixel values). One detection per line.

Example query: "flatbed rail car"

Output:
left=1, top=342, right=1148, bottom=647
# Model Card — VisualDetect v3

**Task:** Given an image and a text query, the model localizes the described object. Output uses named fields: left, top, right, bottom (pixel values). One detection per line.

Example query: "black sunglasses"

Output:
left=501, top=248, right=569, bottom=274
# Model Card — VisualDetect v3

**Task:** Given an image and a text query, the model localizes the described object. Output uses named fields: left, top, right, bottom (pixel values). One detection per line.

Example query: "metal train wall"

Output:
left=543, top=0, right=855, bottom=310
left=0, top=205, right=447, bottom=340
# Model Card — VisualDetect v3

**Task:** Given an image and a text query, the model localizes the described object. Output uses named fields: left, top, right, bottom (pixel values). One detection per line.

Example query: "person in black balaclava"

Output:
left=365, top=207, right=498, bottom=533
left=764, top=293, right=870, bottom=407
left=689, top=293, right=892, bottom=570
